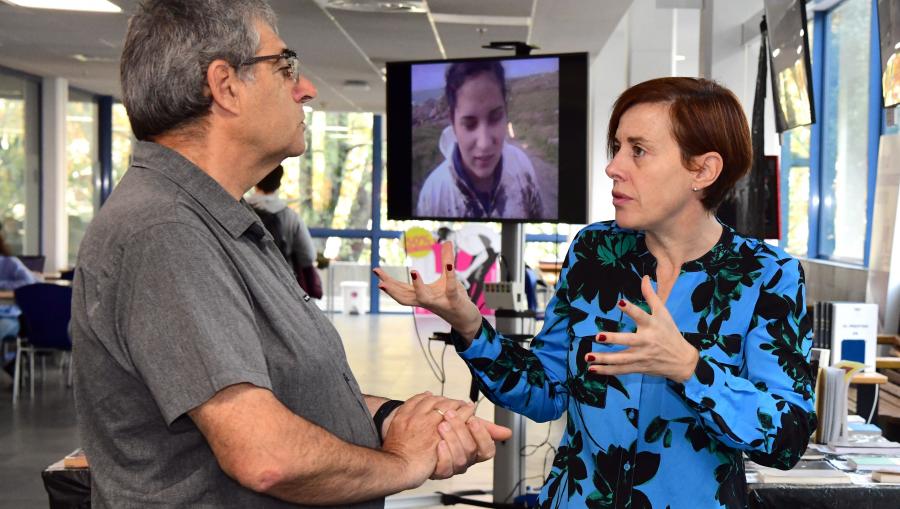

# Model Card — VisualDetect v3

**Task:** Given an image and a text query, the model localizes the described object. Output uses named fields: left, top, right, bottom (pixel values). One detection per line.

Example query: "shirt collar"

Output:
left=130, top=141, right=260, bottom=239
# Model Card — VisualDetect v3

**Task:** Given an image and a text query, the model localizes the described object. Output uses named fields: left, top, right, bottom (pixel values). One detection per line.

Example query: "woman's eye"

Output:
left=632, top=146, right=645, bottom=157
left=611, top=143, right=620, bottom=155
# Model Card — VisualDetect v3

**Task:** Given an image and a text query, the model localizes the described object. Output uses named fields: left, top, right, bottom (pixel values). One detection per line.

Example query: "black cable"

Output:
left=439, top=342, right=448, bottom=396
left=405, top=256, right=447, bottom=385
left=521, top=422, right=553, bottom=457
left=542, top=444, right=558, bottom=482
left=437, top=492, right=521, bottom=508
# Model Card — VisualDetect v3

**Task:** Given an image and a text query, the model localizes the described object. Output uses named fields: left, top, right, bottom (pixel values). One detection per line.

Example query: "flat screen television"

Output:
left=878, top=0, right=900, bottom=107
left=764, top=0, right=816, bottom=132
left=385, top=52, right=588, bottom=223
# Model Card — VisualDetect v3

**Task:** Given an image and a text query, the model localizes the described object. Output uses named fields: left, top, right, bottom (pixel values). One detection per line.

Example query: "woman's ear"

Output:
left=206, top=59, right=242, bottom=116
left=691, top=152, right=724, bottom=192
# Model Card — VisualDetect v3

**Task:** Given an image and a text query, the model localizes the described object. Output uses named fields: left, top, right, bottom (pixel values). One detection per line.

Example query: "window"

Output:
left=779, top=0, right=882, bottom=266
left=111, top=102, right=133, bottom=187
left=781, top=126, right=811, bottom=257
left=289, top=111, right=374, bottom=235
left=0, top=70, right=39, bottom=255
left=66, top=90, right=98, bottom=266
left=818, top=0, right=872, bottom=262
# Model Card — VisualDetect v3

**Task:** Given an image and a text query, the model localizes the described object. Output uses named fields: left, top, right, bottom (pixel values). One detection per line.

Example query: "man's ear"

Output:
left=691, top=152, right=724, bottom=192
left=206, top=59, right=242, bottom=116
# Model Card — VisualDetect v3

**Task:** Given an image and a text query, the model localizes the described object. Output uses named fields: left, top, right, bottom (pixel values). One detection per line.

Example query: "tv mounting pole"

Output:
left=482, top=40, right=538, bottom=504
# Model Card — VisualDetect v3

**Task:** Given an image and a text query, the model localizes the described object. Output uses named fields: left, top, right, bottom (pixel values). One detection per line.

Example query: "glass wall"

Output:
left=66, top=90, right=98, bottom=266
left=111, top=102, right=133, bottom=187
left=818, top=0, right=871, bottom=262
left=283, top=110, right=374, bottom=259
left=782, top=127, right=811, bottom=257
left=0, top=70, right=40, bottom=255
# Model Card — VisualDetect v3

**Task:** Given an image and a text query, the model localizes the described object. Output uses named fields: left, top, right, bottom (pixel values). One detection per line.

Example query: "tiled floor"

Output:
left=0, top=313, right=562, bottom=508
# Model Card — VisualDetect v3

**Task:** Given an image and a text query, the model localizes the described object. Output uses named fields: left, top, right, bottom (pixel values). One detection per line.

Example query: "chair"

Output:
left=13, top=283, right=73, bottom=403
left=16, top=255, right=46, bottom=273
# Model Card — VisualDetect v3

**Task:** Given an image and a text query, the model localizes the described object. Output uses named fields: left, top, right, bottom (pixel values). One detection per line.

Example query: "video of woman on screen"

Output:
left=409, top=58, right=560, bottom=221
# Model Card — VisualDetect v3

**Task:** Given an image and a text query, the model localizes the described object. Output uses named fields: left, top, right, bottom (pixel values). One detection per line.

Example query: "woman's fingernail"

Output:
left=446, top=264, right=453, bottom=272
left=586, top=354, right=596, bottom=362
left=411, top=272, right=418, bottom=280
left=598, top=334, right=606, bottom=342
left=446, top=410, right=457, bottom=419
left=618, top=299, right=626, bottom=307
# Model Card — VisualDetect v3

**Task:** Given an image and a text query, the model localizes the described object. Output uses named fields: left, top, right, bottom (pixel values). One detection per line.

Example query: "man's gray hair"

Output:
left=121, top=0, right=278, bottom=141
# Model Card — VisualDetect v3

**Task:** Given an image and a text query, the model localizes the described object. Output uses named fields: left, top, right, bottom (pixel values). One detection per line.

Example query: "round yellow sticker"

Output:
left=404, top=227, right=434, bottom=258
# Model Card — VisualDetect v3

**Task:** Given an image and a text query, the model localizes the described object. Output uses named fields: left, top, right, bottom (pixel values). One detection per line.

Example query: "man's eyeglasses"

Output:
left=239, top=49, right=300, bottom=83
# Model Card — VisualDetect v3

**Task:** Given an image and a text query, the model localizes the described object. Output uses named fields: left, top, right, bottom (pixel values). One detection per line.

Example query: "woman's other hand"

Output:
left=373, top=241, right=483, bottom=341
left=587, top=275, right=699, bottom=382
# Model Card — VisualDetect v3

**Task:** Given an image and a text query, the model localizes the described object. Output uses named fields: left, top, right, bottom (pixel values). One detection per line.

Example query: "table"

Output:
left=747, top=482, right=900, bottom=508
left=42, top=458, right=90, bottom=509
left=852, top=372, right=888, bottom=423
left=40, top=455, right=900, bottom=509
left=537, top=260, right=562, bottom=287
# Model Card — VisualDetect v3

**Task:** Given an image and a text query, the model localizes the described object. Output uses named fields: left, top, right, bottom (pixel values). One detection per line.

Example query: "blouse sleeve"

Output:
left=669, top=257, right=817, bottom=469
left=450, top=247, right=576, bottom=423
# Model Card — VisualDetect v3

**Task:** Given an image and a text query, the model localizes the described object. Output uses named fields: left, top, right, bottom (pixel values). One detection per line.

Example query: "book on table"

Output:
left=872, top=470, right=900, bottom=483
left=815, top=360, right=866, bottom=445
left=846, top=456, right=900, bottom=472
left=754, top=460, right=852, bottom=485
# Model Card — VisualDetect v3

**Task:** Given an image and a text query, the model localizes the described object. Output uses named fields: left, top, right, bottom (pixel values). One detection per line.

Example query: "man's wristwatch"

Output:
left=372, top=399, right=404, bottom=443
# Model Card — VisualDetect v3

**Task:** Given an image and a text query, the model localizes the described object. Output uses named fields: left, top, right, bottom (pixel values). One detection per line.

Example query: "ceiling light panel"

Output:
left=2, top=0, right=122, bottom=12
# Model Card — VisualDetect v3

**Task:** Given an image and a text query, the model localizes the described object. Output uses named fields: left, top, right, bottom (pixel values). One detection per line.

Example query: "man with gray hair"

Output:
left=71, top=1, right=510, bottom=507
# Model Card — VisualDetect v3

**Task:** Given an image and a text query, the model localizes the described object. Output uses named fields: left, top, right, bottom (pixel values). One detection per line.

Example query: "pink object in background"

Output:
left=414, top=244, right=498, bottom=315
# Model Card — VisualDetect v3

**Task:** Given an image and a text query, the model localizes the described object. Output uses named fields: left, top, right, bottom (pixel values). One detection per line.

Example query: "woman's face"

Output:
left=451, top=72, right=508, bottom=184
left=606, top=102, right=700, bottom=232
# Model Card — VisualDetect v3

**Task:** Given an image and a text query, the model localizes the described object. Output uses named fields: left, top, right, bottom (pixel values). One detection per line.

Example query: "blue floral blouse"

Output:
left=453, top=221, right=816, bottom=508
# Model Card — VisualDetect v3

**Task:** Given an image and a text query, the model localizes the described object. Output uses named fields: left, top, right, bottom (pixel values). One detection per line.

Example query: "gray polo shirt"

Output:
left=71, top=141, right=382, bottom=508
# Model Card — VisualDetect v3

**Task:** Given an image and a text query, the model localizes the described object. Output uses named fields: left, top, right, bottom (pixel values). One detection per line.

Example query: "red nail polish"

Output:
left=587, top=354, right=595, bottom=362
left=618, top=299, right=626, bottom=307
left=598, top=334, right=606, bottom=342
left=411, top=272, right=418, bottom=280
left=446, top=264, right=453, bottom=272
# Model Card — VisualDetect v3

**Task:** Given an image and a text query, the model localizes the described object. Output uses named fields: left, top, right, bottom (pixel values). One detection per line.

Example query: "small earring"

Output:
left=692, top=187, right=699, bottom=192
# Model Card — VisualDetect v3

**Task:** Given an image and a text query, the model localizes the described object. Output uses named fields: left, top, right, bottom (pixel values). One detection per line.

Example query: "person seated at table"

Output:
left=376, top=77, right=817, bottom=508
left=0, top=231, right=37, bottom=379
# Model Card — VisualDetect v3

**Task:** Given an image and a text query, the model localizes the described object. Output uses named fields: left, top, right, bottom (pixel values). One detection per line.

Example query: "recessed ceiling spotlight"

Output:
left=325, top=0, right=425, bottom=13
left=71, top=53, right=117, bottom=63
left=342, top=79, right=371, bottom=92
left=1, top=0, right=122, bottom=12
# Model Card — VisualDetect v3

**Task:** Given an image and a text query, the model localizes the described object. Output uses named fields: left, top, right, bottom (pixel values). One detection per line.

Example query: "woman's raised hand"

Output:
left=373, top=241, right=483, bottom=340
left=586, top=275, right=700, bottom=382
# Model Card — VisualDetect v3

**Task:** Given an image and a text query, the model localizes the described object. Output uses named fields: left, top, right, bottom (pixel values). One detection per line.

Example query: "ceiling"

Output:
left=0, top=0, right=632, bottom=112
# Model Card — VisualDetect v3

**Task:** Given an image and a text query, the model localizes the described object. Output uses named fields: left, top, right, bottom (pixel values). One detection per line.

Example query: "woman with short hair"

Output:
left=378, top=77, right=816, bottom=508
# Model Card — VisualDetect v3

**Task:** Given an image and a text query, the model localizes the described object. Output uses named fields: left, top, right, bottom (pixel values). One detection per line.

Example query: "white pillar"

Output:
left=589, top=12, right=629, bottom=223
left=41, top=77, right=68, bottom=272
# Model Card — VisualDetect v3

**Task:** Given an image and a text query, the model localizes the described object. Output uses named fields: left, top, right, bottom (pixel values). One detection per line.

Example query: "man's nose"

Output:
left=293, top=76, right=317, bottom=104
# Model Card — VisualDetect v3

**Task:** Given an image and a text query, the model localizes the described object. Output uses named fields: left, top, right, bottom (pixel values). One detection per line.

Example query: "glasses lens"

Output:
left=289, top=57, right=300, bottom=82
